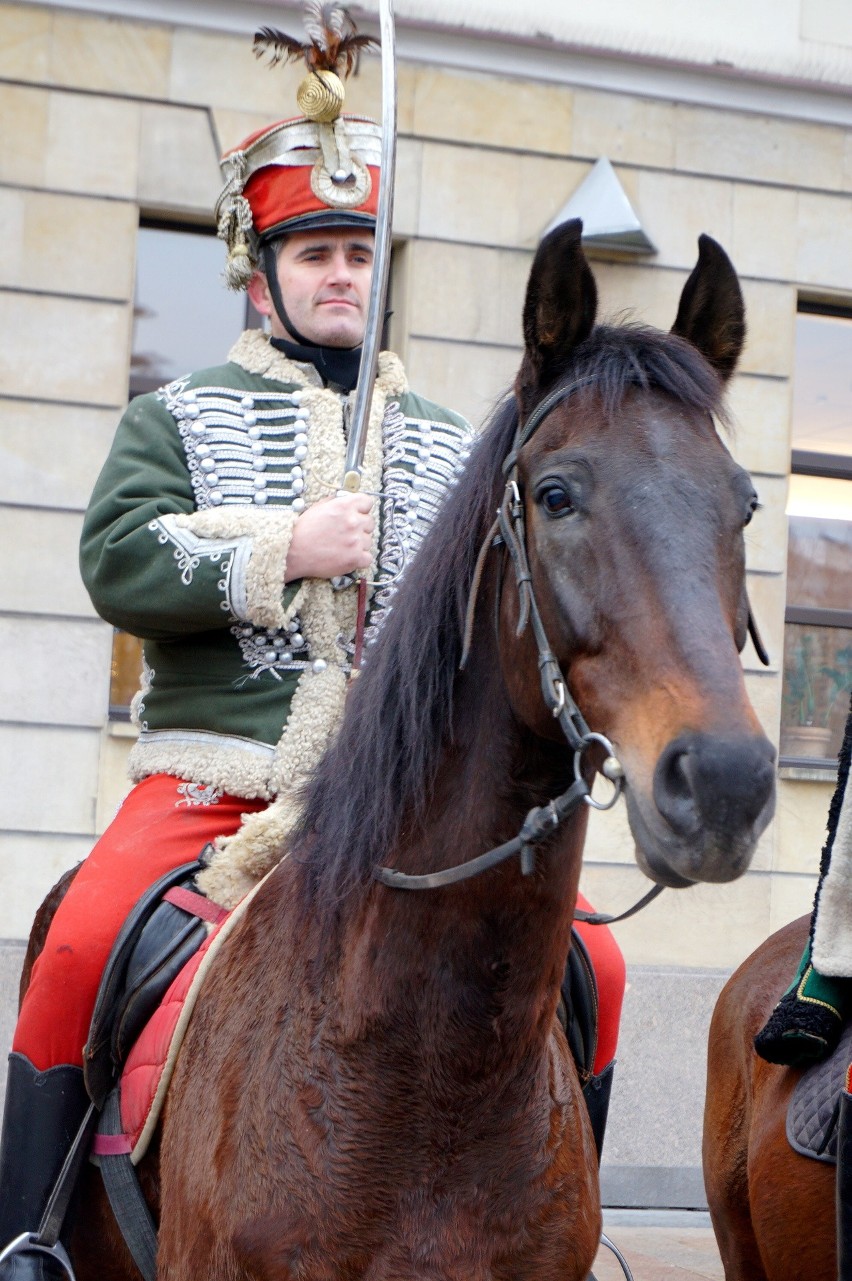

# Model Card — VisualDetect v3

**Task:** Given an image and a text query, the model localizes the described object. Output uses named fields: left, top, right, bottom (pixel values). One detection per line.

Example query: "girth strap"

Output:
left=94, top=1091, right=157, bottom=1281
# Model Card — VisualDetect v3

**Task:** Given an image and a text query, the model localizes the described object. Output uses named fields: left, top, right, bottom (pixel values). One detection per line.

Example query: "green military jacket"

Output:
left=81, top=330, right=472, bottom=802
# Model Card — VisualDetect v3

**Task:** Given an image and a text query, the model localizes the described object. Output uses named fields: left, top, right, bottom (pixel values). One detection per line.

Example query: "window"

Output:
left=780, top=307, right=852, bottom=767
left=110, top=220, right=255, bottom=717
left=129, top=219, right=254, bottom=396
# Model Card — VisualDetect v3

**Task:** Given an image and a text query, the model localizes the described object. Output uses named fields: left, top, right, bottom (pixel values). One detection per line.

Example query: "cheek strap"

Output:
left=747, top=601, right=771, bottom=667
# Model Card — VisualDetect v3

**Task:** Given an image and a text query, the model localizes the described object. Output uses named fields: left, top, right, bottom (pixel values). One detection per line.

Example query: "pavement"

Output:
left=592, top=1211, right=724, bottom=1281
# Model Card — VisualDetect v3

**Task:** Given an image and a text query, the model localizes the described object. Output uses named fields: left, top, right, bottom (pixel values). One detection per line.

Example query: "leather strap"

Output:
left=96, top=1091, right=158, bottom=1281
left=574, top=883, right=665, bottom=925
left=375, top=779, right=589, bottom=890
left=35, top=1103, right=99, bottom=1250
left=91, top=1133, right=132, bottom=1157
left=162, top=886, right=228, bottom=926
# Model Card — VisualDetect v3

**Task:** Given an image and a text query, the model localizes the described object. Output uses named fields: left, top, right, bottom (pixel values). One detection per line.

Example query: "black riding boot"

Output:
left=0, top=1053, right=90, bottom=1280
left=838, top=1089, right=852, bottom=1281
left=583, top=1063, right=620, bottom=1281
left=583, top=1061, right=616, bottom=1164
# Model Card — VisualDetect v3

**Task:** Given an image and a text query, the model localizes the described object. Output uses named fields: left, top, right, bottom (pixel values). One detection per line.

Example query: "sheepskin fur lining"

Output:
left=813, top=777, right=852, bottom=976
left=173, top=507, right=302, bottom=630
left=128, top=732, right=275, bottom=799
left=227, top=329, right=325, bottom=388
left=195, top=346, right=406, bottom=908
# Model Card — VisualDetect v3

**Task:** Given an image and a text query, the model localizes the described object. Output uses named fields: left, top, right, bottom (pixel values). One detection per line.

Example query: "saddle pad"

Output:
left=118, top=868, right=274, bottom=1164
left=787, top=1020, right=852, bottom=1164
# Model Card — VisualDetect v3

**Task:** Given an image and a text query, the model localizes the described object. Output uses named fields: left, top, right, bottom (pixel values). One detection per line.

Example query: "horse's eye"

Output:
left=540, top=484, right=575, bottom=517
left=744, top=493, right=760, bottom=526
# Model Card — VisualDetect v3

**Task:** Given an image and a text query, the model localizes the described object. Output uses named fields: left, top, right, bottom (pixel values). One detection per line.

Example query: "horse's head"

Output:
left=500, top=220, right=775, bottom=888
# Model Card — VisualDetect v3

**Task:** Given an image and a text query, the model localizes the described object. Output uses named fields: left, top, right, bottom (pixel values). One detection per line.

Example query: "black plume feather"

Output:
left=253, top=4, right=378, bottom=77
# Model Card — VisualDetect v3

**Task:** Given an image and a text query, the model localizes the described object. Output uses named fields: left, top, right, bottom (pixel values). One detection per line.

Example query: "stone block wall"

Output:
left=0, top=0, right=850, bottom=1206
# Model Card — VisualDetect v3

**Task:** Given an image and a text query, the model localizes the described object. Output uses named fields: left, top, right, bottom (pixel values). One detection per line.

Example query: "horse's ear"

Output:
left=671, top=234, right=745, bottom=381
left=517, top=219, right=597, bottom=408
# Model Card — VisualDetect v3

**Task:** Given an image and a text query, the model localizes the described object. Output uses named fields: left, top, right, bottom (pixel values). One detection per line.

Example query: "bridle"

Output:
left=374, top=378, right=666, bottom=921
left=374, top=374, right=768, bottom=914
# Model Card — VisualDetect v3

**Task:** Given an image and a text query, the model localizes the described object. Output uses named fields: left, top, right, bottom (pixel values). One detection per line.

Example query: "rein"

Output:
left=374, top=378, right=643, bottom=905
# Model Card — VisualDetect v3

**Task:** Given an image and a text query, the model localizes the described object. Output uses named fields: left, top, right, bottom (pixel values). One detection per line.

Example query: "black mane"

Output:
left=293, top=324, right=727, bottom=909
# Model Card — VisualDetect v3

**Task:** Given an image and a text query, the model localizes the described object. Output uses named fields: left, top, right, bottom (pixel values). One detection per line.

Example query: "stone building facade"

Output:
left=1, top=0, right=850, bottom=1207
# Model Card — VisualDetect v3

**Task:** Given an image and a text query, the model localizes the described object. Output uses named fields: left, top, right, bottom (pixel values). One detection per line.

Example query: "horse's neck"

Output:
left=335, top=654, right=588, bottom=1078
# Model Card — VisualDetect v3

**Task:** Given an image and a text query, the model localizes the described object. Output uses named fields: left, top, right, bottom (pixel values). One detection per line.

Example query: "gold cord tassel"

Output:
left=217, top=187, right=256, bottom=291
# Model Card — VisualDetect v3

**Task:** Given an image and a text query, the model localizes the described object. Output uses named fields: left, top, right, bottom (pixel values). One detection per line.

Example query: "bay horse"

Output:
left=704, top=917, right=837, bottom=1280
left=28, top=220, right=776, bottom=1280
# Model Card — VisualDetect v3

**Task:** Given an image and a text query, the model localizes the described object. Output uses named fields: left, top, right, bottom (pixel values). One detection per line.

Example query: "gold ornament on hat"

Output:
left=297, top=68, right=346, bottom=123
left=253, top=5, right=379, bottom=209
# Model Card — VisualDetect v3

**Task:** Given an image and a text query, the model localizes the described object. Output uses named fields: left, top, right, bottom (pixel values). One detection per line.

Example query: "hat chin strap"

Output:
left=261, top=243, right=318, bottom=348
left=262, top=242, right=364, bottom=393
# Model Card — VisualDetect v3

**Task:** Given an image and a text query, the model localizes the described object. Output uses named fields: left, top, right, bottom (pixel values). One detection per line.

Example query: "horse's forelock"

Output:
left=573, top=323, right=728, bottom=427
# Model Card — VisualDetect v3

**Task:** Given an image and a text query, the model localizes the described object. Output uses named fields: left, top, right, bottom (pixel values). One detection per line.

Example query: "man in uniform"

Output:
left=0, top=25, right=625, bottom=1275
left=0, top=50, right=475, bottom=1274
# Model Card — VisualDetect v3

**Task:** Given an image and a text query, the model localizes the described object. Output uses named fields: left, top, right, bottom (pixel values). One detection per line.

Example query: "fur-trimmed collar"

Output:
left=228, top=329, right=408, bottom=399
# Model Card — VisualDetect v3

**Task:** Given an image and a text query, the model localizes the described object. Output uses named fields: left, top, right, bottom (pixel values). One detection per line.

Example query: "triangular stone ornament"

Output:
left=543, top=157, right=656, bottom=254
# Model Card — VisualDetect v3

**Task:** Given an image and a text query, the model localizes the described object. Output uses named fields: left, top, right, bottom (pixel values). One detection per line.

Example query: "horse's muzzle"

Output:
left=630, top=730, right=776, bottom=885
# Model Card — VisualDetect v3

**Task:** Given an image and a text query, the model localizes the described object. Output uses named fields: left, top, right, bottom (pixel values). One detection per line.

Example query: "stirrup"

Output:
left=0, top=1232, right=76, bottom=1280
left=599, top=1232, right=634, bottom=1280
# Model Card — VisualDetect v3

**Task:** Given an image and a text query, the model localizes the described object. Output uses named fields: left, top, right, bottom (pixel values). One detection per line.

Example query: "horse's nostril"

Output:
left=654, top=742, right=702, bottom=837
left=653, top=731, right=776, bottom=839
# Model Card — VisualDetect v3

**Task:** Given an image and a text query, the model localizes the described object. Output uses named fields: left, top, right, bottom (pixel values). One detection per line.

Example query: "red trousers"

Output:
left=15, top=775, right=265, bottom=1072
left=15, top=774, right=625, bottom=1076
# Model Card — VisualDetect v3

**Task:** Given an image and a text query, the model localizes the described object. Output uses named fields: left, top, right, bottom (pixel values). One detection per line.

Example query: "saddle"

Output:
left=84, top=854, right=225, bottom=1110
left=559, top=930, right=614, bottom=1163
left=787, top=1020, right=852, bottom=1163
left=560, top=928, right=599, bottom=1085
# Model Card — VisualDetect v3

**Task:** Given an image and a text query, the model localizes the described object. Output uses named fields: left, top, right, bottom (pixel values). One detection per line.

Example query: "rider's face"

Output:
left=249, top=229, right=374, bottom=348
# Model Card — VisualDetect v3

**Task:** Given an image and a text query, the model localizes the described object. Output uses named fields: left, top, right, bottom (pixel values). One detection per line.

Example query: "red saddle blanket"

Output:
left=120, top=928, right=219, bottom=1155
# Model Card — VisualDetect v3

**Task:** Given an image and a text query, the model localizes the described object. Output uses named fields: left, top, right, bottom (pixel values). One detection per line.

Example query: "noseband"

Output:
left=375, top=379, right=647, bottom=904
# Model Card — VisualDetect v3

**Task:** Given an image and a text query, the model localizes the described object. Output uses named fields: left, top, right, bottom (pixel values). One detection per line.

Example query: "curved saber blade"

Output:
left=342, top=0, right=397, bottom=492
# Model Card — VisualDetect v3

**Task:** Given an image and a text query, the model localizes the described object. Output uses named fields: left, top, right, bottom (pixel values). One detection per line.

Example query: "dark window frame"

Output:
left=112, top=216, right=257, bottom=718
left=779, top=303, right=852, bottom=771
